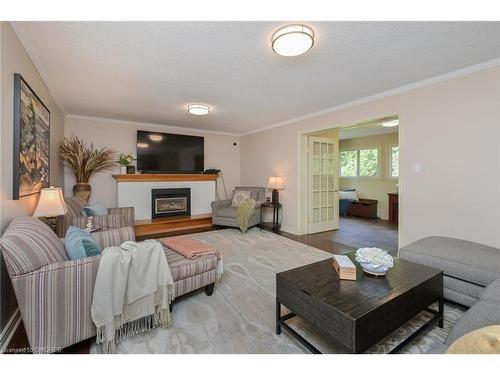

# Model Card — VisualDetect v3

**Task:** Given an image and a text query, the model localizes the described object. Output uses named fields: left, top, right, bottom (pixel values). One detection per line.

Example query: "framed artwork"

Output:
left=13, top=73, right=51, bottom=199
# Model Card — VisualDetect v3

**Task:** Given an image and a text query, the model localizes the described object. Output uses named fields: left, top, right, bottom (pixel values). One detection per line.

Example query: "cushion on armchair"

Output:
left=81, top=201, right=108, bottom=216
left=231, top=190, right=251, bottom=207
left=218, top=207, right=239, bottom=218
left=0, top=216, right=69, bottom=276
left=65, top=196, right=88, bottom=217
left=107, top=206, right=135, bottom=227
left=71, top=214, right=126, bottom=230
left=90, top=226, right=136, bottom=249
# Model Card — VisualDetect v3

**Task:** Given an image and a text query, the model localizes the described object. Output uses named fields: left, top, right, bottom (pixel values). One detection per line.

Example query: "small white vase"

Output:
left=120, top=166, right=127, bottom=174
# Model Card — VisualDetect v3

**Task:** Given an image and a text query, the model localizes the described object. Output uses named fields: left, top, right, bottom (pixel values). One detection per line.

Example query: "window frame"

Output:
left=340, top=146, right=380, bottom=178
left=389, top=144, right=399, bottom=179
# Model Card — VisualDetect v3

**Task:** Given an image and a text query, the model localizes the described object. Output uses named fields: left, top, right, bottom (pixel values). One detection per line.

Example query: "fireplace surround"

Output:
left=151, top=188, right=191, bottom=219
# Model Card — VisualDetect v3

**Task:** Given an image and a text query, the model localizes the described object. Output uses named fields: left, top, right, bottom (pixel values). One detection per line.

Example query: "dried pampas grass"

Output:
left=60, top=136, right=117, bottom=183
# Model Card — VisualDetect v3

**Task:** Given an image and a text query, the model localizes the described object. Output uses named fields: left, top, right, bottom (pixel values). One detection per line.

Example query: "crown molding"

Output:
left=241, top=58, right=500, bottom=136
left=65, top=114, right=241, bottom=137
left=11, top=22, right=67, bottom=115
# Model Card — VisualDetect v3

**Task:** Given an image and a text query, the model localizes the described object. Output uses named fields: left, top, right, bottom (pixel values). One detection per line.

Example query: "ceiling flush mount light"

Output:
left=272, top=24, right=314, bottom=57
left=380, top=119, right=399, bottom=127
left=137, top=142, right=149, bottom=148
left=188, top=104, right=210, bottom=116
left=149, top=134, right=163, bottom=142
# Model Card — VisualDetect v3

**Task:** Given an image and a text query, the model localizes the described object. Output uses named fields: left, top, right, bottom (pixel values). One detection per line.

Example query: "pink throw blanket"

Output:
left=160, top=237, right=220, bottom=260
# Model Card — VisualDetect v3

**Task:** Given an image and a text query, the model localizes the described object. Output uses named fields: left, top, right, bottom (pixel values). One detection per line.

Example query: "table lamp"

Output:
left=267, top=176, right=285, bottom=204
left=32, top=187, right=68, bottom=232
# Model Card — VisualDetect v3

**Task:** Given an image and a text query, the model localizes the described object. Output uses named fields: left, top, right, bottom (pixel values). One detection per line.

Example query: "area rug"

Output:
left=90, top=228, right=465, bottom=354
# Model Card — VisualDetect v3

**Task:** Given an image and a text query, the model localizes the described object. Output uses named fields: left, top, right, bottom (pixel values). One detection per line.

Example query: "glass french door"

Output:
left=308, top=136, right=339, bottom=233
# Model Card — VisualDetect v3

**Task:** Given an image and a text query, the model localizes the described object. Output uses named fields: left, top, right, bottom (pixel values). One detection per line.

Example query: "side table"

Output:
left=260, top=202, right=282, bottom=232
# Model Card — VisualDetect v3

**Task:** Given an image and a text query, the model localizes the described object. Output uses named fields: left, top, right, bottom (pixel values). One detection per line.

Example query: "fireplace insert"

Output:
left=151, top=188, right=191, bottom=219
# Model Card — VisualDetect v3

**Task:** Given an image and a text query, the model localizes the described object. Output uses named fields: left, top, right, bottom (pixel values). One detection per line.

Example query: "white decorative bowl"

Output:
left=357, top=262, right=390, bottom=276
left=355, top=247, right=394, bottom=276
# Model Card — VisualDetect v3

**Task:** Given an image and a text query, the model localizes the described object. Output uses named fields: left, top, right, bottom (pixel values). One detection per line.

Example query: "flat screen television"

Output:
left=136, top=130, right=204, bottom=174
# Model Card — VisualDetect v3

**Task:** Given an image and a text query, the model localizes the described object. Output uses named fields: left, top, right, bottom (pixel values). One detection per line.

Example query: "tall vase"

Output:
left=73, top=182, right=91, bottom=202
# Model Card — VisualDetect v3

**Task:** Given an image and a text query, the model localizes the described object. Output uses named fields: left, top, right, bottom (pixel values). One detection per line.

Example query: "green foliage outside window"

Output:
left=391, top=146, right=399, bottom=177
left=340, top=148, right=379, bottom=177
left=340, top=150, right=357, bottom=177
left=359, top=149, right=378, bottom=176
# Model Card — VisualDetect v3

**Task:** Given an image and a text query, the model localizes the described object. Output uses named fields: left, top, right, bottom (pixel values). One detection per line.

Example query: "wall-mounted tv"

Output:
left=136, top=130, right=204, bottom=174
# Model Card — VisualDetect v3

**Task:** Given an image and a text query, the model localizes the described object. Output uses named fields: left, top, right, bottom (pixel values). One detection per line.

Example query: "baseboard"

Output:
left=0, top=308, right=21, bottom=353
left=280, top=226, right=299, bottom=235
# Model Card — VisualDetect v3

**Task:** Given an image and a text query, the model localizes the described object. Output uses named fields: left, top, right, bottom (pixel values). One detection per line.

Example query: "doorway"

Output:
left=302, top=116, right=400, bottom=254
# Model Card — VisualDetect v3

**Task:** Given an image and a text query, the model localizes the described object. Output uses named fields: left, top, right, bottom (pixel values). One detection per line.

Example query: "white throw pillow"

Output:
left=231, top=190, right=251, bottom=207
left=339, top=190, right=359, bottom=201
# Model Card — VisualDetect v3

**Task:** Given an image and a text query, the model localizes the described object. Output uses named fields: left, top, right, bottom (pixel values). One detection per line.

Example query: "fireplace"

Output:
left=151, top=188, right=191, bottom=219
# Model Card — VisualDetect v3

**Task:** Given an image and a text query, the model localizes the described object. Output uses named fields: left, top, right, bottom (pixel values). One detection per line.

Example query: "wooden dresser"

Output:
left=388, top=193, right=399, bottom=224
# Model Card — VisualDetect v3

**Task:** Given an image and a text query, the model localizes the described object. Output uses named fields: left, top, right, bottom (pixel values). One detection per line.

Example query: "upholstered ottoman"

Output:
left=162, top=244, right=220, bottom=301
left=399, top=236, right=500, bottom=307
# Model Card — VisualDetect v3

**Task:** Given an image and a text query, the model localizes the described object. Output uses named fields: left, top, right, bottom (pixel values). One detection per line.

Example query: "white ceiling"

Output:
left=13, top=21, right=500, bottom=135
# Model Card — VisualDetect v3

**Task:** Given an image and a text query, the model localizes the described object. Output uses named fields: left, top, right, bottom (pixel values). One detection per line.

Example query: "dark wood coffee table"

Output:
left=276, top=253, right=443, bottom=353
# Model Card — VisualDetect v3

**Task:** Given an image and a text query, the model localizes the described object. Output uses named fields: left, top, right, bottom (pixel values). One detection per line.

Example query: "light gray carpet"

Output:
left=90, top=228, right=465, bottom=354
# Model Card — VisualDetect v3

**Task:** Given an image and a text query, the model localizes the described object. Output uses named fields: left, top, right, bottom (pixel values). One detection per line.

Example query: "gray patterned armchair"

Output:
left=211, top=187, right=266, bottom=229
left=0, top=216, right=135, bottom=352
left=57, top=196, right=135, bottom=237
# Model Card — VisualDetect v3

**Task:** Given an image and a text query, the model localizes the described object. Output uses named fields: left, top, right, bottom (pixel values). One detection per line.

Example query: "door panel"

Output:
left=308, top=136, right=339, bottom=233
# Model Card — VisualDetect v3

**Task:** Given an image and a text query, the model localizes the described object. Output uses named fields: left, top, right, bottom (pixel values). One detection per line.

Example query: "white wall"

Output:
left=0, top=22, right=65, bottom=338
left=241, top=66, right=500, bottom=248
left=64, top=116, right=241, bottom=208
left=339, top=132, right=399, bottom=220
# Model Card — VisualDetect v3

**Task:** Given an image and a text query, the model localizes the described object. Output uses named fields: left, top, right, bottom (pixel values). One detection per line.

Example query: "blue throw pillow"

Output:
left=64, top=226, right=101, bottom=260
left=81, top=201, right=108, bottom=216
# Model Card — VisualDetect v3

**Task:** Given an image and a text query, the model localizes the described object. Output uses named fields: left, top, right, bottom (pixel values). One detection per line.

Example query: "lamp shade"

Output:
left=267, top=176, right=285, bottom=190
left=33, top=187, right=68, bottom=217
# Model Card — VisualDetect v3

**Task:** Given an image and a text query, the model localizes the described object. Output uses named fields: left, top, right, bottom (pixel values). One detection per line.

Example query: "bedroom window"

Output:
left=390, top=145, right=399, bottom=178
left=340, top=148, right=379, bottom=177
left=340, top=150, right=357, bottom=177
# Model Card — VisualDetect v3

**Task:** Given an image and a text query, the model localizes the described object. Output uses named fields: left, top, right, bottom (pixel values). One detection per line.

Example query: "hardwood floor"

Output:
left=317, top=216, right=398, bottom=255
left=5, top=219, right=393, bottom=354
left=271, top=227, right=355, bottom=255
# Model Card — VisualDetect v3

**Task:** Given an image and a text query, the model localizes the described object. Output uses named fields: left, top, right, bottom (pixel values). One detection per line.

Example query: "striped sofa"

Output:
left=0, top=217, right=219, bottom=352
left=57, top=196, right=135, bottom=237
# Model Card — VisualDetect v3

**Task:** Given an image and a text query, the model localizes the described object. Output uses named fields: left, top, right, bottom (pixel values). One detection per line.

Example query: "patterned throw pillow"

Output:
left=231, top=190, right=251, bottom=207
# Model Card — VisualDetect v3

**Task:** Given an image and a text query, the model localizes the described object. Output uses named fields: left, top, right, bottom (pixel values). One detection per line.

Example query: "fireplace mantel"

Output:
left=114, top=174, right=217, bottom=220
left=112, top=173, right=219, bottom=182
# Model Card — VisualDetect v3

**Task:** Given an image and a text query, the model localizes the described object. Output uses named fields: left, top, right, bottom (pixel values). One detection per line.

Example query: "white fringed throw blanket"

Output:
left=91, top=240, right=174, bottom=353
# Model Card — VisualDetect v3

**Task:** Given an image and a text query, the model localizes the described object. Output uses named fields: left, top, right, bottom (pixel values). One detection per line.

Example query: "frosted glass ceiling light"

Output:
left=380, top=119, right=399, bottom=127
left=272, top=24, right=314, bottom=57
left=188, top=104, right=210, bottom=115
